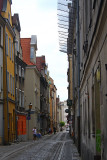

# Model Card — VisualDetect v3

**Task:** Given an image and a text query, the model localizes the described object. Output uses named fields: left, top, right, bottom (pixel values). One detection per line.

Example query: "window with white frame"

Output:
left=6, top=33, right=8, bottom=55
left=19, top=65, right=21, bottom=77
left=7, top=71, right=9, bottom=92
left=9, top=38, right=11, bottom=59
left=13, top=77, right=14, bottom=96
left=19, top=90, right=21, bottom=107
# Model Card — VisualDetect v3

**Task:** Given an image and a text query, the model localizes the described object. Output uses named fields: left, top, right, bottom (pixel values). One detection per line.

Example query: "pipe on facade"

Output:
left=76, top=0, right=81, bottom=154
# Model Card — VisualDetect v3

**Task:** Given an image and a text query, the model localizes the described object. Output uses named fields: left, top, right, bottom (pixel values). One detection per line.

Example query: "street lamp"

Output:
left=29, top=102, right=32, bottom=110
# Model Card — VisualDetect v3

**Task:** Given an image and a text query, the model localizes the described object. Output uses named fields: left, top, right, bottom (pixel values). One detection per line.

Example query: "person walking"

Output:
left=32, top=127, right=37, bottom=141
left=48, top=128, right=52, bottom=134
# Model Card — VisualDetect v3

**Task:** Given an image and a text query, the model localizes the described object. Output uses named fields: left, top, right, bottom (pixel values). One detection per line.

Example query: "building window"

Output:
left=16, top=88, right=17, bottom=102
left=9, top=38, right=11, bottom=59
left=19, top=90, right=21, bottom=107
left=19, top=65, right=21, bottom=77
left=30, top=47, right=34, bottom=59
left=92, top=85, right=95, bottom=137
left=0, top=26, right=3, bottom=46
left=22, top=91, right=24, bottom=108
left=7, top=71, right=9, bottom=92
left=13, top=77, right=14, bottom=95
left=10, top=74, right=12, bottom=94
left=8, top=13, right=10, bottom=22
left=15, top=63, right=17, bottom=75
left=16, top=40, right=19, bottom=52
left=12, top=43, right=14, bottom=61
left=22, top=68, right=24, bottom=78
left=6, top=33, right=8, bottom=55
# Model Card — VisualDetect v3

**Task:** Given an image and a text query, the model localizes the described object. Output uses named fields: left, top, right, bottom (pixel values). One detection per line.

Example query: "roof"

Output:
left=20, top=38, right=36, bottom=65
left=36, top=56, right=46, bottom=71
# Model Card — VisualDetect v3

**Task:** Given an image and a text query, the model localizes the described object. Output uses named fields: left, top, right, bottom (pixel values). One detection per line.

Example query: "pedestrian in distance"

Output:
left=36, top=130, right=42, bottom=139
left=53, top=127, right=56, bottom=134
left=32, top=127, right=37, bottom=141
left=48, top=127, right=52, bottom=134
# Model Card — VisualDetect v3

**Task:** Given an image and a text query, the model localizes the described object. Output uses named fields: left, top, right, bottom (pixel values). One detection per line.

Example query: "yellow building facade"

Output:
left=1, top=0, right=16, bottom=144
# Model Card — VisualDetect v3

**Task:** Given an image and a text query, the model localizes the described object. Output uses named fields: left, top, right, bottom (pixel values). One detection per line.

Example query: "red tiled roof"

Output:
left=0, top=0, right=3, bottom=13
left=36, top=56, right=45, bottom=71
left=21, top=38, right=36, bottom=66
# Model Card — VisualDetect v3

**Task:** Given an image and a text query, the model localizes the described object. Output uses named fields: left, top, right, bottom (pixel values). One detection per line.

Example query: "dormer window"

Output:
left=30, top=47, right=34, bottom=59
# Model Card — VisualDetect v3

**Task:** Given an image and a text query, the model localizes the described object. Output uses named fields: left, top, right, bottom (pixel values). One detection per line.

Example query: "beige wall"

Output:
left=24, top=66, right=40, bottom=140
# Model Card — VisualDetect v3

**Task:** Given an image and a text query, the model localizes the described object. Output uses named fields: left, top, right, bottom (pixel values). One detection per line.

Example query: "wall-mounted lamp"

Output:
left=29, top=102, right=32, bottom=110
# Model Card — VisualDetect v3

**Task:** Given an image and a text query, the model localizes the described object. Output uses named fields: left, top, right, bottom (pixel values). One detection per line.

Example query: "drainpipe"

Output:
left=14, top=37, right=17, bottom=141
left=76, top=0, right=81, bottom=154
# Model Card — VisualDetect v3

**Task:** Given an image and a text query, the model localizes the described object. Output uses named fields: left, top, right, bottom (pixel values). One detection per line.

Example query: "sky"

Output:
left=11, top=0, right=68, bottom=101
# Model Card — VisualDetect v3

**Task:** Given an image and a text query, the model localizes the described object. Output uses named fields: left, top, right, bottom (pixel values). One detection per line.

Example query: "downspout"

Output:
left=76, top=0, right=81, bottom=154
left=3, top=22, right=5, bottom=145
left=14, top=37, right=17, bottom=141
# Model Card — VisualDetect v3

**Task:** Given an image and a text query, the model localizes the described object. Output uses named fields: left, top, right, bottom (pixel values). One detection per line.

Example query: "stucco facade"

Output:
left=24, top=66, right=40, bottom=140
left=1, top=0, right=16, bottom=144
left=0, top=15, right=5, bottom=144
left=73, top=0, right=107, bottom=159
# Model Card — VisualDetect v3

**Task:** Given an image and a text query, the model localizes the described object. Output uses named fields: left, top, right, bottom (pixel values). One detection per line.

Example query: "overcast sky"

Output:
left=11, top=0, right=68, bottom=101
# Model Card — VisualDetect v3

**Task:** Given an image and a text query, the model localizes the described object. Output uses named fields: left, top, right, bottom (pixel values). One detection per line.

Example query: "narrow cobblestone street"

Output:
left=0, top=131, right=80, bottom=160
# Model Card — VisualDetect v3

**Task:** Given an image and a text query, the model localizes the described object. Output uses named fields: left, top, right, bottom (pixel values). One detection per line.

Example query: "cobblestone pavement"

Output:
left=0, top=131, right=81, bottom=160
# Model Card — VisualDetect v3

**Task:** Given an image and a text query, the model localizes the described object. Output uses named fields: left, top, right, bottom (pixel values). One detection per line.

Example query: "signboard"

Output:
left=67, top=99, right=72, bottom=106
left=27, top=116, right=31, bottom=120
left=65, top=109, right=69, bottom=113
